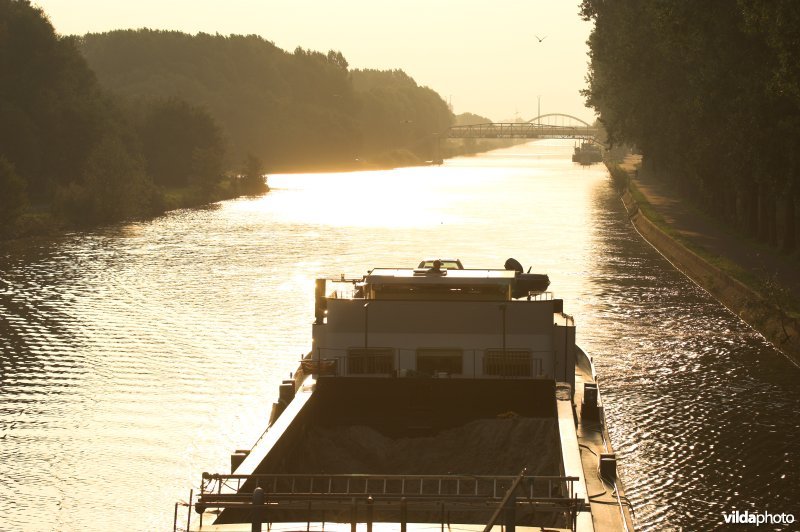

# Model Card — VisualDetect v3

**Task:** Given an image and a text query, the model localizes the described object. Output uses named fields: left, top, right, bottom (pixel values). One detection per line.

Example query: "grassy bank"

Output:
left=610, top=160, right=800, bottom=362
left=617, top=165, right=798, bottom=317
left=606, top=160, right=800, bottom=317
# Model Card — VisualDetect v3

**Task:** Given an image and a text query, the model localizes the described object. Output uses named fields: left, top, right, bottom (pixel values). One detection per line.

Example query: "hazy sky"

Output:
left=34, top=1, right=595, bottom=123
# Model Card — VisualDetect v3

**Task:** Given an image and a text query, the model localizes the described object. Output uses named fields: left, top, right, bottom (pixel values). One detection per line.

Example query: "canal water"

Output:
left=1, top=140, right=798, bottom=531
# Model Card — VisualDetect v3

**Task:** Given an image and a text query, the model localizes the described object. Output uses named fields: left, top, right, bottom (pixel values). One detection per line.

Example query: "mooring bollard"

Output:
left=366, top=496, right=374, bottom=532
left=252, top=487, right=265, bottom=532
left=400, top=497, right=408, bottom=532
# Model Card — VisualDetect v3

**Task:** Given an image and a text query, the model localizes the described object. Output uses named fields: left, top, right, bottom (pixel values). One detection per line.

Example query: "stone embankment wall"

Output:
left=621, top=189, right=800, bottom=365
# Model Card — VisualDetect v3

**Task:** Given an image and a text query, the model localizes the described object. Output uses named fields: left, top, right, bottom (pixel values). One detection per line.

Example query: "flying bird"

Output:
left=535, top=35, right=547, bottom=43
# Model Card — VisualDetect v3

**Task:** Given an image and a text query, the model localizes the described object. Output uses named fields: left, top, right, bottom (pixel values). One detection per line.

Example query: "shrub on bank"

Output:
left=238, top=154, right=269, bottom=195
left=54, top=137, right=160, bottom=226
left=605, top=163, right=629, bottom=192
left=373, top=148, right=421, bottom=168
left=0, top=157, right=27, bottom=227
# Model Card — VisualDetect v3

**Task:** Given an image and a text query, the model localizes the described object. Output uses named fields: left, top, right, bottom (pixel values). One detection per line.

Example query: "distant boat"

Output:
left=572, top=142, right=603, bottom=165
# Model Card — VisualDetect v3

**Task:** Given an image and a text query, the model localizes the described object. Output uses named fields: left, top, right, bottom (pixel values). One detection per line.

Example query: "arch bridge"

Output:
left=444, top=113, right=600, bottom=141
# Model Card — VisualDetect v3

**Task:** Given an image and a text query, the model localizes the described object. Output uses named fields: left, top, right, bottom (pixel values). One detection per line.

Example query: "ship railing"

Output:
left=328, top=288, right=359, bottom=299
left=526, top=290, right=554, bottom=301
left=327, top=293, right=556, bottom=301
left=311, top=347, right=550, bottom=379
left=326, top=279, right=365, bottom=300
left=183, top=473, right=581, bottom=531
left=199, top=472, right=578, bottom=499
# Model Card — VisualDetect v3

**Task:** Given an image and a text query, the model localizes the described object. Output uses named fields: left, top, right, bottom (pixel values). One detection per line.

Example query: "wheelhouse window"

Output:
left=416, top=348, right=463, bottom=375
left=372, top=284, right=508, bottom=301
left=347, top=348, right=394, bottom=375
left=483, top=350, right=538, bottom=377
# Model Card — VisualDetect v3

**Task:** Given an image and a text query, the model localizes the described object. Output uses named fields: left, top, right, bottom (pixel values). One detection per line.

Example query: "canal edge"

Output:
left=613, top=160, right=800, bottom=366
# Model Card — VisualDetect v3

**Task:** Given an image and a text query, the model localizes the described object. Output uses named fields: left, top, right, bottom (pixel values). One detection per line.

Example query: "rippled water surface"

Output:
left=1, top=141, right=798, bottom=531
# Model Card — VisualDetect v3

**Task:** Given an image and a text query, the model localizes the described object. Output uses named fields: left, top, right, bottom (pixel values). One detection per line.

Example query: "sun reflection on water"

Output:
left=249, top=166, right=487, bottom=228
left=1, top=140, right=798, bottom=531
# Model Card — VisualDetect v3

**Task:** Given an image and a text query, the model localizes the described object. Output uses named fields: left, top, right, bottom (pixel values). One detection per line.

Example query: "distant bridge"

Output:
left=443, top=113, right=600, bottom=141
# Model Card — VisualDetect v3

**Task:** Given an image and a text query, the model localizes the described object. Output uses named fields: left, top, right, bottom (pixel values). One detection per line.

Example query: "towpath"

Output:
left=619, top=154, right=800, bottom=307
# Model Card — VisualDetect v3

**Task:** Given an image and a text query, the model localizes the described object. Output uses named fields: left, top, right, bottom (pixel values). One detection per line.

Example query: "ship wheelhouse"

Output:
left=312, top=265, right=576, bottom=389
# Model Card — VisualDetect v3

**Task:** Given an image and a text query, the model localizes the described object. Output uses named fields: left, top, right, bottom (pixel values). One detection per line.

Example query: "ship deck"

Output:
left=574, top=356, right=635, bottom=531
left=183, top=361, right=634, bottom=531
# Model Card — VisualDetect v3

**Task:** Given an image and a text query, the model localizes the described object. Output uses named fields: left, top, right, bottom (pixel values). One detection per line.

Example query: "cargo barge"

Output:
left=176, top=258, right=635, bottom=531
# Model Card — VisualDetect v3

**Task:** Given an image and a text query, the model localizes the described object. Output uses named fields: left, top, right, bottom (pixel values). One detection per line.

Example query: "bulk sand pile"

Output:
left=283, top=417, right=559, bottom=475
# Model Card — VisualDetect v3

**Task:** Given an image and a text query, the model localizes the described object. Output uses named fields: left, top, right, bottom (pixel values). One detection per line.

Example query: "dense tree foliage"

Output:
left=1, top=3, right=481, bottom=234
left=240, top=153, right=269, bottom=194
left=0, top=157, right=26, bottom=224
left=79, top=30, right=455, bottom=169
left=138, top=98, right=226, bottom=189
left=581, top=0, right=800, bottom=252
left=350, top=69, right=453, bottom=162
left=0, top=0, right=106, bottom=203
left=55, top=135, right=155, bottom=224
left=454, top=112, right=492, bottom=126
left=0, top=1, right=229, bottom=231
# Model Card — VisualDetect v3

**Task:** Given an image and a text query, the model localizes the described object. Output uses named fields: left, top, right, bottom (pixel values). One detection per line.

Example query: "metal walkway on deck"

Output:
left=177, top=472, right=582, bottom=532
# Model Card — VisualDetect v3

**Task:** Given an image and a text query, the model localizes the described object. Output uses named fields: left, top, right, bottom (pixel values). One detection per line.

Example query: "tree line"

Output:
left=1, top=1, right=489, bottom=236
left=0, top=1, right=269, bottom=235
left=581, top=1, right=800, bottom=253
left=79, top=30, right=458, bottom=170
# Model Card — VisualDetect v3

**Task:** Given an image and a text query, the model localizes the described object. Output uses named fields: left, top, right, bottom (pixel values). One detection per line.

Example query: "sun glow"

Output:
left=255, top=165, right=487, bottom=229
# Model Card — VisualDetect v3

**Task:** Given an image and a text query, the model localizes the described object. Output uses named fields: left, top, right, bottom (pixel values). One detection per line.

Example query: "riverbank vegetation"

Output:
left=79, top=31, right=462, bottom=171
left=581, top=1, right=800, bottom=256
left=1, top=1, right=495, bottom=238
left=0, top=1, right=258, bottom=236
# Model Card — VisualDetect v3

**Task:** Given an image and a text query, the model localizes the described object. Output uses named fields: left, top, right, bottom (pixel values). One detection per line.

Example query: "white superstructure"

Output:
left=312, top=264, right=575, bottom=387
